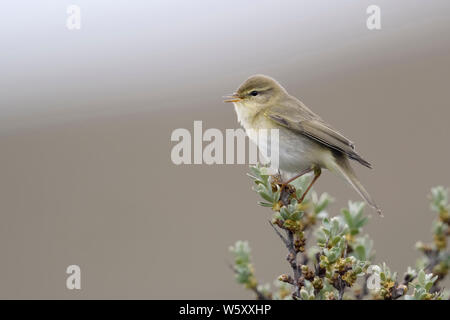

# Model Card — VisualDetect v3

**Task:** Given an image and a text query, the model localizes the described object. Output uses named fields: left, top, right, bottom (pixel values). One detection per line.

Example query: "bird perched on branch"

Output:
left=224, top=74, right=381, bottom=215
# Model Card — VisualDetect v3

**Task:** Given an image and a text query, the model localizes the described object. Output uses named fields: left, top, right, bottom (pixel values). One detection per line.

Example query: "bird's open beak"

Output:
left=223, top=93, right=242, bottom=103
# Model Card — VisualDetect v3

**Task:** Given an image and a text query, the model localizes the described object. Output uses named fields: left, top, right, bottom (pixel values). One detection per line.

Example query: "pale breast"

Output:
left=233, top=102, right=332, bottom=179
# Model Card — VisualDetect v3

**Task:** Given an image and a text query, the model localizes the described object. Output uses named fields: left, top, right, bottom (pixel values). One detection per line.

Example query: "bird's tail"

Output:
left=330, top=154, right=382, bottom=216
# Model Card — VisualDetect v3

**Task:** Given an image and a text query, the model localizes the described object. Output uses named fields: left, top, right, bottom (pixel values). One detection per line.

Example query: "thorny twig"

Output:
left=269, top=220, right=302, bottom=298
left=356, top=274, right=370, bottom=300
left=424, top=249, right=445, bottom=293
left=337, top=277, right=346, bottom=300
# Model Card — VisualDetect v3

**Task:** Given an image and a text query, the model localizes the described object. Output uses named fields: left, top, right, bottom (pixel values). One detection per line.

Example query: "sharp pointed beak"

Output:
left=223, top=93, right=242, bottom=103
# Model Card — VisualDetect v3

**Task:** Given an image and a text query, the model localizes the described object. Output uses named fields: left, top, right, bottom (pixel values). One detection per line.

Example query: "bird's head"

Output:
left=224, top=74, right=287, bottom=110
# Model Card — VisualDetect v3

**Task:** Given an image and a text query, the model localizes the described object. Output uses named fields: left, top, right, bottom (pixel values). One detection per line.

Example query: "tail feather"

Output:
left=330, top=155, right=382, bottom=216
left=349, top=152, right=372, bottom=169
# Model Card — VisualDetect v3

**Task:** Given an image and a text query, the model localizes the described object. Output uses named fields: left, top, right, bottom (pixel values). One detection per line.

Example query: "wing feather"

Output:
left=264, top=103, right=372, bottom=168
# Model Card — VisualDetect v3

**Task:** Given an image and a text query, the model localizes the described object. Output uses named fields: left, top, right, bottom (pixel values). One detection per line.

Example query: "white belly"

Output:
left=248, top=126, right=323, bottom=180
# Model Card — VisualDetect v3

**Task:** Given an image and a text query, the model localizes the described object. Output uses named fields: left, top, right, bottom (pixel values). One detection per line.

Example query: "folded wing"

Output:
left=264, top=104, right=372, bottom=168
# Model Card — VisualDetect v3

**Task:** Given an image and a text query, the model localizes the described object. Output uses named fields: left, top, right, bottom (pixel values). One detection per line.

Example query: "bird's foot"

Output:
left=270, top=175, right=297, bottom=206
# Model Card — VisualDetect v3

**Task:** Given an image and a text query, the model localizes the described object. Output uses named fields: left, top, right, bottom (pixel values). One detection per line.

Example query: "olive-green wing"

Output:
left=264, top=106, right=372, bottom=168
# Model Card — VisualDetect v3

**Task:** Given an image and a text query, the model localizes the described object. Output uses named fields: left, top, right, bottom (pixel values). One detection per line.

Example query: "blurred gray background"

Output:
left=0, top=0, right=449, bottom=299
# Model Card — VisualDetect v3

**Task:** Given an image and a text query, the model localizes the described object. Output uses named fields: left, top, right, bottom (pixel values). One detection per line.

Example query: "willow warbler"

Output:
left=224, top=74, right=381, bottom=215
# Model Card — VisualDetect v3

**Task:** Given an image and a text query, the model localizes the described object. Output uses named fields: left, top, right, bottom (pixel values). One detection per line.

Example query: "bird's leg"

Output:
left=298, top=167, right=322, bottom=203
left=282, top=168, right=314, bottom=187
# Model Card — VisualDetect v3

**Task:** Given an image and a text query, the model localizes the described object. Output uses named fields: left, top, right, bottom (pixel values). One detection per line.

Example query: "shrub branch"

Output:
left=229, top=165, right=449, bottom=300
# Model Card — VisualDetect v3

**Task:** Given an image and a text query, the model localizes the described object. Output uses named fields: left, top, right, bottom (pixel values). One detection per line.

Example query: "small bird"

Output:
left=224, top=74, right=381, bottom=215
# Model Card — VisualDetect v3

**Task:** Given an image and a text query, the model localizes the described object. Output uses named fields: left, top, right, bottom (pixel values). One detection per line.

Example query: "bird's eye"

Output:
left=250, top=90, right=258, bottom=96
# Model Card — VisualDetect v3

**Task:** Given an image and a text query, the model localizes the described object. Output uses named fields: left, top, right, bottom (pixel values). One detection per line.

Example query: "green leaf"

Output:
left=430, top=186, right=448, bottom=212
left=259, top=191, right=275, bottom=203
left=280, top=207, right=289, bottom=220
left=258, top=202, right=273, bottom=207
left=290, top=211, right=302, bottom=221
left=418, top=270, right=425, bottom=285
left=354, top=244, right=366, bottom=261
